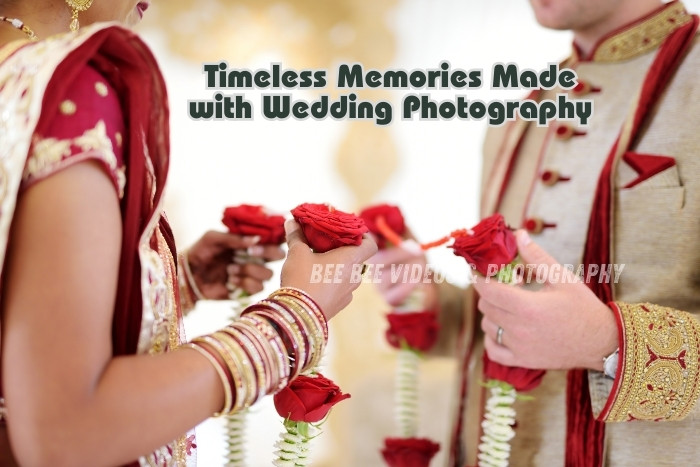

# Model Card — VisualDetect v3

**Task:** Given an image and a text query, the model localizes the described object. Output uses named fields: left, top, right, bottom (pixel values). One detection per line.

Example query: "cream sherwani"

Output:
left=440, top=2, right=700, bottom=465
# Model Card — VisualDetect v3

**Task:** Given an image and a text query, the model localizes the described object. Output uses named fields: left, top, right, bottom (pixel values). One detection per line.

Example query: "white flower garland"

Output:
left=395, top=347, right=420, bottom=437
left=272, top=420, right=316, bottom=467
left=477, top=383, right=516, bottom=467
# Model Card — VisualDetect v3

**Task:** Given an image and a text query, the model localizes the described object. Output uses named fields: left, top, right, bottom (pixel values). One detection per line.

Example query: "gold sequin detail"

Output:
left=94, top=81, right=108, bottom=97
left=59, top=99, right=76, bottom=115
left=604, top=302, right=700, bottom=422
left=592, top=2, right=691, bottom=63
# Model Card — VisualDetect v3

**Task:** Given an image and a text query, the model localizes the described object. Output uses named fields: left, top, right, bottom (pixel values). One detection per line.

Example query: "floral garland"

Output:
left=269, top=203, right=366, bottom=466
left=217, top=201, right=543, bottom=466
left=362, top=206, right=546, bottom=466
left=449, top=214, right=545, bottom=466
left=221, top=205, right=287, bottom=465
left=360, top=204, right=441, bottom=467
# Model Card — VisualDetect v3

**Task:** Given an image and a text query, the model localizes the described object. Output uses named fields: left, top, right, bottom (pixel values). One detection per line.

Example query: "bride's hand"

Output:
left=186, top=231, right=285, bottom=299
left=281, top=220, right=377, bottom=320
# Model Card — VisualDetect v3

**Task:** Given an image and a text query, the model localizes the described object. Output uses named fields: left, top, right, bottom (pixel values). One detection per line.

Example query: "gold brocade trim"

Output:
left=592, top=2, right=691, bottom=62
left=177, top=251, right=198, bottom=315
left=606, top=302, right=700, bottom=422
left=154, top=228, right=189, bottom=465
left=26, top=120, right=126, bottom=198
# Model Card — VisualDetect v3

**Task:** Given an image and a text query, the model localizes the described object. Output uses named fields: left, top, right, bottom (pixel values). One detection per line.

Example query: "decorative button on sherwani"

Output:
left=570, top=79, right=601, bottom=96
left=540, top=169, right=570, bottom=186
left=554, top=123, right=587, bottom=140
left=523, top=217, right=556, bottom=234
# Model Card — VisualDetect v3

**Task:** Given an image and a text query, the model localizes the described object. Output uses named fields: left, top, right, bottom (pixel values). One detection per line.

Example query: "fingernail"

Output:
left=247, top=245, right=264, bottom=256
left=246, top=235, right=261, bottom=245
left=517, top=230, right=531, bottom=247
left=227, top=264, right=241, bottom=275
left=284, top=219, right=299, bottom=234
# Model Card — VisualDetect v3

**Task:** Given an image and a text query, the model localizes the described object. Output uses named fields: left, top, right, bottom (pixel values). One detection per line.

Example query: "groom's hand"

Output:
left=474, top=230, right=618, bottom=371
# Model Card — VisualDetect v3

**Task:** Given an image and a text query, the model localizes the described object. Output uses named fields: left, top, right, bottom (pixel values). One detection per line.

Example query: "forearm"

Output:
left=9, top=348, right=222, bottom=467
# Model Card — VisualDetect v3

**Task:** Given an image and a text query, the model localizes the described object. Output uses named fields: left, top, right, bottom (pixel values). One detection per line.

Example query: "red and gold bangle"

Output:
left=262, top=298, right=315, bottom=367
left=273, top=295, right=326, bottom=370
left=249, top=307, right=307, bottom=379
left=240, top=315, right=290, bottom=390
left=194, top=335, right=247, bottom=413
left=272, top=287, right=328, bottom=340
left=219, top=327, right=267, bottom=401
left=183, top=342, right=233, bottom=417
left=273, top=294, right=325, bottom=350
left=234, top=323, right=276, bottom=395
left=213, top=331, right=258, bottom=409
left=244, top=300, right=309, bottom=371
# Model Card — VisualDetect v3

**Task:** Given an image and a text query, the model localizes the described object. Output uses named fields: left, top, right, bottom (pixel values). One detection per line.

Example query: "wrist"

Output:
left=589, top=303, right=620, bottom=371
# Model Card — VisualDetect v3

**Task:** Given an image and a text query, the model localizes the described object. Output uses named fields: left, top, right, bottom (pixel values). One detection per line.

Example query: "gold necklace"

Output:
left=0, top=16, right=38, bottom=41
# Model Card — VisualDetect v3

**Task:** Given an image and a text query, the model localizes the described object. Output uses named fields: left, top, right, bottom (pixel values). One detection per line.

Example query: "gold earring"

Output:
left=66, top=0, right=93, bottom=32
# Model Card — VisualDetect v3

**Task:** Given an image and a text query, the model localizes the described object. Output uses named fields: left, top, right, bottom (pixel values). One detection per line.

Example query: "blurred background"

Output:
left=135, top=1, right=696, bottom=465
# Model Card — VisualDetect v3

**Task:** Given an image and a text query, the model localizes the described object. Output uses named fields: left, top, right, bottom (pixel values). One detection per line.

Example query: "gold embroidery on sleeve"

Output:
left=605, top=302, right=700, bottom=422
left=26, top=120, right=125, bottom=198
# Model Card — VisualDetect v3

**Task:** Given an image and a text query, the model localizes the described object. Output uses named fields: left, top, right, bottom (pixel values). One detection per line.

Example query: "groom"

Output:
left=372, top=0, right=700, bottom=465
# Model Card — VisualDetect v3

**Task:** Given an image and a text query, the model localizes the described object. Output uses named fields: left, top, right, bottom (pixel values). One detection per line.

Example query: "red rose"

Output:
left=385, top=311, right=440, bottom=352
left=381, top=437, right=440, bottom=467
left=450, top=213, right=517, bottom=276
left=359, top=204, right=406, bottom=249
left=273, top=373, right=351, bottom=423
left=222, top=204, right=286, bottom=245
left=483, top=352, right=545, bottom=392
left=290, top=203, right=368, bottom=253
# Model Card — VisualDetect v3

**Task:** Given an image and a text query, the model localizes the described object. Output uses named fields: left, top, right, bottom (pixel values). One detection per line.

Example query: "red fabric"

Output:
left=23, top=65, right=124, bottom=193
left=621, top=152, right=676, bottom=188
left=33, top=27, right=170, bottom=358
left=567, top=15, right=699, bottom=467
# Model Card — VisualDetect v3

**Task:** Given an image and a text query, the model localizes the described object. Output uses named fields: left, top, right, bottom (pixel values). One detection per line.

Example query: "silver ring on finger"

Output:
left=496, top=326, right=504, bottom=346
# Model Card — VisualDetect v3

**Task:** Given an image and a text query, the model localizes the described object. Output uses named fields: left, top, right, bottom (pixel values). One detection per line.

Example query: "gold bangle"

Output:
left=272, top=287, right=328, bottom=340
left=255, top=300, right=310, bottom=378
left=213, top=332, right=257, bottom=409
left=240, top=315, right=290, bottom=390
left=274, top=295, right=326, bottom=370
left=220, top=327, right=267, bottom=401
left=183, top=343, right=232, bottom=417
left=181, top=250, right=205, bottom=301
left=231, top=322, right=279, bottom=394
left=248, top=307, right=306, bottom=380
left=194, top=335, right=247, bottom=413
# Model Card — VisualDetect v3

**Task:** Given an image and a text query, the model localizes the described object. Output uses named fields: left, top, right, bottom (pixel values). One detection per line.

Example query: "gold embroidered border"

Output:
left=26, top=120, right=126, bottom=198
left=606, top=302, right=700, bottom=422
left=593, top=2, right=691, bottom=62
